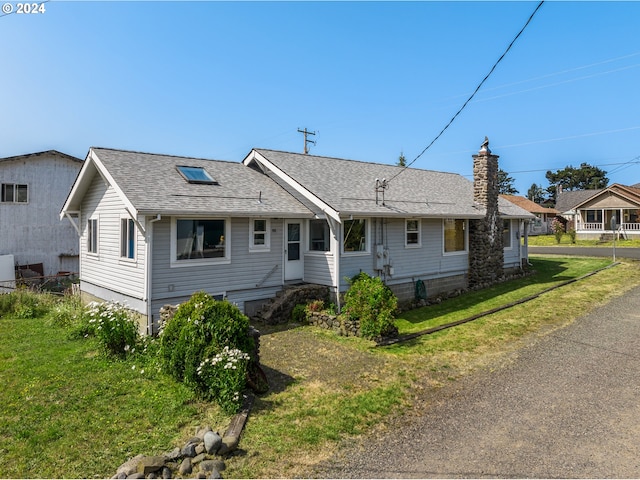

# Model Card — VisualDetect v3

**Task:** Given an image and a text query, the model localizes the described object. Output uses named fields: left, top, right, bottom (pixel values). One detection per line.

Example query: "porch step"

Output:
left=252, top=284, right=329, bottom=325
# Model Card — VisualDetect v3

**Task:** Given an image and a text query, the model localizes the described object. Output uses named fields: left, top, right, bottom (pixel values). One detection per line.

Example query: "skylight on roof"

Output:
left=177, top=166, right=218, bottom=185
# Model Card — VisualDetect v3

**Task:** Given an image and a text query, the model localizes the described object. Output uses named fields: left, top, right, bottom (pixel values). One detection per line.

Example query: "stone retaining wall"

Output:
left=307, top=311, right=359, bottom=337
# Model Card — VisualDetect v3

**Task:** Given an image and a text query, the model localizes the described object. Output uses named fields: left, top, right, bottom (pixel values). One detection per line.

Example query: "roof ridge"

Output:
left=254, top=148, right=457, bottom=175
left=91, top=146, right=237, bottom=164
left=0, top=150, right=82, bottom=163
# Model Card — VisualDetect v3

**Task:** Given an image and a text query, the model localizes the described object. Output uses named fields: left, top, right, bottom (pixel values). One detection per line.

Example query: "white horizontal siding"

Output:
left=150, top=217, right=285, bottom=316
left=303, top=253, right=334, bottom=286
left=79, top=175, right=146, bottom=302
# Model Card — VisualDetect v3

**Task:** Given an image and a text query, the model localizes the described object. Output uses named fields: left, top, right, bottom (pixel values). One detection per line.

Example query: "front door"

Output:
left=285, top=220, right=303, bottom=281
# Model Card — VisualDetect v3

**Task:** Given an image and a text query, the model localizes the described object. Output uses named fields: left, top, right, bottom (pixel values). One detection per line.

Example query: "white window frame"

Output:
left=249, top=218, right=270, bottom=252
left=1, top=183, right=28, bottom=203
left=342, top=218, right=369, bottom=255
left=87, top=217, right=99, bottom=255
left=503, top=219, right=513, bottom=250
left=170, top=217, right=231, bottom=268
left=120, top=216, right=136, bottom=261
left=405, top=219, right=421, bottom=248
left=443, top=218, right=468, bottom=255
left=308, top=219, right=331, bottom=253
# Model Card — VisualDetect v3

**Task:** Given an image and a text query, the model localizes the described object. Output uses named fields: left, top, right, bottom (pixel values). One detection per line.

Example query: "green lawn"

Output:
left=527, top=234, right=640, bottom=247
left=2, top=255, right=640, bottom=478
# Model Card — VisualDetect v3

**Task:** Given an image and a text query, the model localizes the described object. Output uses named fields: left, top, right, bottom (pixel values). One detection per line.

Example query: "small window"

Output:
left=1, top=183, right=28, bottom=203
left=176, top=219, right=227, bottom=260
left=406, top=219, right=421, bottom=247
left=343, top=219, right=367, bottom=253
left=444, top=218, right=466, bottom=253
left=309, top=219, right=330, bottom=252
left=503, top=219, right=512, bottom=249
left=176, top=166, right=217, bottom=184
left=121, top=218, right=136, bottom=259
left=87, top=218, right=98, bottom=254
left=250, top=218, right=270, bottom=251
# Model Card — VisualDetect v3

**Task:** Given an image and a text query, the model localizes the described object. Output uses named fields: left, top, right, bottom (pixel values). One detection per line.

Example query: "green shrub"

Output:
left=342, top=273, right=398, bottom=340
left=568, top=228, right=576, bottom=244
left=0, top=293, right=17, bottom=317
left=85, top=301, right=140, bottom=358
left=197, top=346, right=251, bottom=414
left=47, top=295, right=84, bottom=329
left=159, top=291, right=254, bottom=413
left=291, top=303, right=307, bottom=323
left=305, top=299, right=325, bottom=314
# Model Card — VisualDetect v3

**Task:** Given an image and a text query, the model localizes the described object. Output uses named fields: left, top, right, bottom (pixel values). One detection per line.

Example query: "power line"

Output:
left=387, top=0, right=544, bottom=184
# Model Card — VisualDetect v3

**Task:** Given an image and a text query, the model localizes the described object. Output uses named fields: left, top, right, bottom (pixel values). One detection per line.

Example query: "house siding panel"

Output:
left=304, top=253, right=334, bottom=286
left=79, top=175, right=146, bottom=307
left=150, top=217, right=285, bottom=319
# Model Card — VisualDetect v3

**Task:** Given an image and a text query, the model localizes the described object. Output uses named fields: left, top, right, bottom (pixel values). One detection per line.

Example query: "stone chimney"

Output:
left=468, top=137, right=504, bottom=288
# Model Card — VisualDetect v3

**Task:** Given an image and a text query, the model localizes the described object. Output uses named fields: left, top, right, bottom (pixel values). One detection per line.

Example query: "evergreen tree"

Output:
left=545, top=163, right=608, bottom=202
left=527, top=183, right=545, bottom=204
left=498, top=169, right=518, bottom=195
left=397, top=151, right=406, bottom=167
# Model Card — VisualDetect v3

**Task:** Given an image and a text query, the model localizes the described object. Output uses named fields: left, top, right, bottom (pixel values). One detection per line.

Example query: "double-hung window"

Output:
left=1, top=183, right=28, bottom=203
left=444, top=218, right=467, bottom=253
left=405, top=219, right=421, bottom=247
left=87, top=218, right=98, bottom=254
left=343, top=219, right=368, bottom=253
left=120, top=218, right=136, bottom=259
left=249, top=219, right=270, bottom=251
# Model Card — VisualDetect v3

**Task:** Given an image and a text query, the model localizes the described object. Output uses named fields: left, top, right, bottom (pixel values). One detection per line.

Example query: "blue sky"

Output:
left=1, top=1, right=639, bottom=196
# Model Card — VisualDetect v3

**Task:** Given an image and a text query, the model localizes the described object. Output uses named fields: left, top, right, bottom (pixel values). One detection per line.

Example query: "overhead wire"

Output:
left=386, top=0, right=545, bottom=184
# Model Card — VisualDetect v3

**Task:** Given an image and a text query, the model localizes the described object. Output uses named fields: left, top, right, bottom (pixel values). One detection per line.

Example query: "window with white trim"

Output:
left=443, top=218, right=467, bottom=253
left=405, top=219, right=421, bottom=247
left=309, top=219, right=330, bottom=252
left=503, top=219, right=512, bottom=248
left=250, top=218, right=270, bottom=251
left=87, top=218, right=98, bottom=254
left=120, top=218, right=136, bottom=259
left=343, top=219, right=368, bottom=253
left=175, top=218, right=228, bottom=261
left=1, top=183, right=28, bottom=203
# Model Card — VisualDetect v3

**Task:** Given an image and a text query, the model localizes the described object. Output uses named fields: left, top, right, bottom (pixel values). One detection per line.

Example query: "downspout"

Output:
left=145, top=214, right=162, bottom=335
left=326, top=216, right=341, bottom=313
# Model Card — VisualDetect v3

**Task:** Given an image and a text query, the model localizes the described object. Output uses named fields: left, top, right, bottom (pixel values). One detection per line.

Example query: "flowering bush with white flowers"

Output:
left=85, top=301, right=139, bottom=357
left=159, top=291, right=255, bottom=413
left=197, top=346, right=250, bottom=413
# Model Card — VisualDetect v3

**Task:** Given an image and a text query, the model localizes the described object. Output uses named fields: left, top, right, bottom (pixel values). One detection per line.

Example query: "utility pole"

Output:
left=297, top=128, right=316, bottom=154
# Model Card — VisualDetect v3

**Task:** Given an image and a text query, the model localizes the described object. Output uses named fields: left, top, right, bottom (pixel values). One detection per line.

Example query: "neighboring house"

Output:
left=0, top=150, right=82, bottom=276
left=556, top=184, right=640, bottom=240
left=61, top=141, right=533, bottom=334
left=500, top=195, right=559, bottom=235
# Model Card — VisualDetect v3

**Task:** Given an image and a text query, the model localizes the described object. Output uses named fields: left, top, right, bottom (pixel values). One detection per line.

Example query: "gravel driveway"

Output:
left=312, top=284, right=640, bottom=478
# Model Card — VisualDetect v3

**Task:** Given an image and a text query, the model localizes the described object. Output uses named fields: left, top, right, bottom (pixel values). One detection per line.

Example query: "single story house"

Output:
left=1, top=150, right=83, bottom=277
left=61, top=140, right=534, bottom=334
left=500, top=195, right=559, bottom=235
left=556, top=183, right=640, bottom=240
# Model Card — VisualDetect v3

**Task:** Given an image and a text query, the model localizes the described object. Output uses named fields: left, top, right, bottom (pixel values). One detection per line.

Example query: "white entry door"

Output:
left=284, top=220, right=303, bottom=281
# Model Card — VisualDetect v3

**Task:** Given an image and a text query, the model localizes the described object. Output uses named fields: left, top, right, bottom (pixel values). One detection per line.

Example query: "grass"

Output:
left=2, top=255, right=640, bottom=478
left=527, top=234, right=640, bottom=247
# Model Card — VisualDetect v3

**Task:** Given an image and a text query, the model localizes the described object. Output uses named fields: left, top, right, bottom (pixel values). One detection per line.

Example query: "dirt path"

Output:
left=310, top=285, right=640, bottom=478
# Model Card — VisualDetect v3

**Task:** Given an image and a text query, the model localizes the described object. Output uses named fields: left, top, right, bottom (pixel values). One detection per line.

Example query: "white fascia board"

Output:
left=60, top=150, right=95, bottom=219
left=245, top=150, right=341, bottom=224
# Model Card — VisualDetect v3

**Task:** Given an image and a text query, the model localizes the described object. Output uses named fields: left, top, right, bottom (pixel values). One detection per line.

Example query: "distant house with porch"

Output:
left=500, top=195, right=559, bottom=235
left=556, top=183, right=640, bottom=240
left=0, top=150, right=82, bottom=277
left=61, top=140, right=533, bottom=334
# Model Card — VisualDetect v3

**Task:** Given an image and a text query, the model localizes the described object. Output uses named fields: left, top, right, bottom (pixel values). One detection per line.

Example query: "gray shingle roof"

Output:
left=555, top=190, right=601, bottom=213
left=253, top=149, right=533, bottom=219
left=92, top=148, right=314, bottom=217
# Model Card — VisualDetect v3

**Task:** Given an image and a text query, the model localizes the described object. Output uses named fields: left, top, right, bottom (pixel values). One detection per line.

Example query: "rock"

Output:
left=200, top=460, right=225, bottom=473
left=164, top=447, right=181, bottom=461
left=195, top=443, right=205, bottom=455
left=161, top=466, right=172, bottom=479
left=196, top=426, right=212, bottom=439
left=128, top=474, right=145, bottom=479
left=182, top=442, right=197, bottom=458
left=195, top=473, right=207, bottom=479
left=148, top=473, right=156, bottom=479
left=207, top=470, right=222, bottom=479
left=186, top=436, right=201, bottom=445
left=137, top=456, right=166, bottom=475
left=116, top=454, right=145, bottom=476
left=192, top=453, right=206, bottom=464
left=204, top=431, right=222, bottom=454
left=113, top=473, right=127, bottom=479
left=178, top=458, right=192, bottom=476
